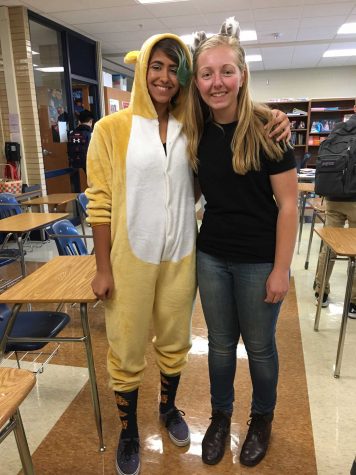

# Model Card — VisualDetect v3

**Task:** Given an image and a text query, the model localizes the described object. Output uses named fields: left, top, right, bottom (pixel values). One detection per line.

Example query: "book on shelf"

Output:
left=308, top=135, right=327, bottom=146
left=310, top=107, right=339, bottom=111
left=310, top=119, right=336, bottom=133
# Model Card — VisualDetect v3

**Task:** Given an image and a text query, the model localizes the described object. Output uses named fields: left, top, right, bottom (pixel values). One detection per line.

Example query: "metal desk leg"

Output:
left=334, top=257, right=355, bottom=378
left=305, top=209, right=317, bottom=270
left=297, top=192, right=307, bottom=254
left=80, top=303, right=105, bottom=452
left=76, top=199, right=88, bottom=248
left=16, top=233, right=26, bottom=277
left=314, top=246, right=330, bottom=331
left=13, top=410, right=35, bottom=475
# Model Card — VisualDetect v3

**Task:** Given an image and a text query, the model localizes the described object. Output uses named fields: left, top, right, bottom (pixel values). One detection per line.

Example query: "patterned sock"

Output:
left=159, top=372, right=180, bottom=414
left=114, top=389, right=139, bottom=439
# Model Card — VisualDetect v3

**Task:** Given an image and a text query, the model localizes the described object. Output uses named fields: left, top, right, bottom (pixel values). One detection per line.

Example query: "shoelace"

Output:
left=165, top=408, right=185, bottom=427
left=246, top=415, right=270, bottom=437
left=121, top=438, right=139, bottom=461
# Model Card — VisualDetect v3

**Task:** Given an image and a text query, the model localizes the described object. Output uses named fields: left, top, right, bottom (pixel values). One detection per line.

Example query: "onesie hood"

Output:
left=124, top=33, right=192, bottom=121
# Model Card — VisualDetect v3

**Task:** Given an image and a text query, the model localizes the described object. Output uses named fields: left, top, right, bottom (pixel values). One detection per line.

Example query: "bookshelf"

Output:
left=307, top=98, right=355, bottom=163
left=266, top=100, right=309, bottom=165
left=267, top=97, right=356, bottom=167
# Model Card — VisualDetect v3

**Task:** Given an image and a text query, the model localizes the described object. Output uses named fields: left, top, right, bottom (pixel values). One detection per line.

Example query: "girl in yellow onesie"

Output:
left=86, top=32, right=290, bottom=475
left=86, top=34, right=196, bottom=475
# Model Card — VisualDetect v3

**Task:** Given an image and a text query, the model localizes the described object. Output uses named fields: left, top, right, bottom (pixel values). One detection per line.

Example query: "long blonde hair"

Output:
left=183, top=34, right=287, bottom=174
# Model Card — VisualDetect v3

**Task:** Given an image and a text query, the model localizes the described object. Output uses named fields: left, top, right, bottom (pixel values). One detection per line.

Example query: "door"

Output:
left=29, top=20, right=72, bottom=194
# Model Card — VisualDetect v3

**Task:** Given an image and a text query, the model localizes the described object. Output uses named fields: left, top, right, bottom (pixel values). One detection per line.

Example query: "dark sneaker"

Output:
left=348, top=303, right=356, bottom=319
left=315, top=292, right=329, bottom=308
left=202, top=410, right=231, bottom=465
left=116, top=437, right=140, bottom=475
left=160, top=407, right=190, bottom=446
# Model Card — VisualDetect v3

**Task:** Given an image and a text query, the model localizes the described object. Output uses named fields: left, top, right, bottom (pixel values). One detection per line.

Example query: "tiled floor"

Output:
left=1, top=220, right=355, bottom=474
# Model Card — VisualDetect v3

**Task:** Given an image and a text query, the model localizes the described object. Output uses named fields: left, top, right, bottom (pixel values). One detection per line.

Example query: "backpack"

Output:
left=315, top=116, right=356, bottom=199
left=68, top=128, right=91, bottom=169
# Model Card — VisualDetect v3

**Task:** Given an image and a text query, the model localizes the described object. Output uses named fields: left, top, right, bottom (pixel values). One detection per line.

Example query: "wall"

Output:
left=104, top=87, right=131, bottom=115
left=0, top=6, right=45, bottom=191
left=250, top=66, right=356, bottom=102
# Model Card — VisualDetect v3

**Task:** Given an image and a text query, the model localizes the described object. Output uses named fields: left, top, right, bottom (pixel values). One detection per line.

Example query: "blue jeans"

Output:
left=197, top=250, right=282, bottom=415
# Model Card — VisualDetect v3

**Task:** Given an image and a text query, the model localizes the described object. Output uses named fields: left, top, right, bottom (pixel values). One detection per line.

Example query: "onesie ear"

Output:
left=124, top=50, right=140, bottom=64
left=219, top=16, right=240, bottom=40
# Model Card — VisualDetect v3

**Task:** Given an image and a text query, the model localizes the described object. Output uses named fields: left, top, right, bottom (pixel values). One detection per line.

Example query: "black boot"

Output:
left=239, top=413, right=273, bottom=467
left=202, top=410, right=231, bottom=465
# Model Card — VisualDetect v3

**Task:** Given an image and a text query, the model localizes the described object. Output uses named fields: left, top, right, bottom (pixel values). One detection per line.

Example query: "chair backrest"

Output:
left=77, top=192, right=89, bottom=216
left=50, top=219, right=88, bottom=255
left=0, top=193, right=22, bottom=219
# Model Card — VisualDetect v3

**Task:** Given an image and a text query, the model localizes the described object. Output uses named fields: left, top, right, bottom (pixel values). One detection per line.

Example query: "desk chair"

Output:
left=0, top=367, right=36, bottom=475
left=0, top=194, right=26, bottom=290
left=49, top=219, right=88, bottom=256
left=0, top=303, right=70, bottom=372
left=77, top=192, right=88, bottom=217
left=0, top=193, right=22, bottom=246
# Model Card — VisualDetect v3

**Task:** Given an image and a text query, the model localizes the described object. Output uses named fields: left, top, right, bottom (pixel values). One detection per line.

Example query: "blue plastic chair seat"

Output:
left=50, top=219, right=88, bottom=256
left=0, top=304, right=70, bottom=352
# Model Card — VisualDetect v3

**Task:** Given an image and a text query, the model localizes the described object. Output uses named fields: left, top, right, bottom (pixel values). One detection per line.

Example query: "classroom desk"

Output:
left=0, top=213, right=68, bottom=277
left=22, top=193, right=78, bottom=212
left=314, top=227, right=356, bottom=378
left=22, top=193, right=89, bottom=245
left=0, top=255, right=105, bottom=451
left=297, top=182, right=315, bottom=254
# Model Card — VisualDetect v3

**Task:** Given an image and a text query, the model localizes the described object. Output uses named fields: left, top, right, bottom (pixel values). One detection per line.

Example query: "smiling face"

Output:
left=195, top=45, right=245, bottom=123
left=146, top=49, right=180, bottom=111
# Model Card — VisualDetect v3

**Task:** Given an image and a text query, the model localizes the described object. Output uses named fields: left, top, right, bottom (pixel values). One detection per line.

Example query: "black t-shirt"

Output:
left=197, top=120, right=296, bottom=263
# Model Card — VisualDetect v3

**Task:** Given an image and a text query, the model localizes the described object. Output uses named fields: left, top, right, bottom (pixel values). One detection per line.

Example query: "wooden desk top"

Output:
left=22, top=193, right=78, bottom=207
left=314, top=227, right=356, bottom=256
left=307, top=197, right=326, bottom=211
left=0, top=212, right=68, bottom=233
left=298, top=183, right=315, bottom=193
left=0, top=255, right=97, bottom=303
left=0, top=368, right=36, bottom=425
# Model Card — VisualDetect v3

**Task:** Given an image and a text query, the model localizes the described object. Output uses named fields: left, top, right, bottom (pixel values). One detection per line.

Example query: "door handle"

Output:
left=42, top=148, right=53, bottom=157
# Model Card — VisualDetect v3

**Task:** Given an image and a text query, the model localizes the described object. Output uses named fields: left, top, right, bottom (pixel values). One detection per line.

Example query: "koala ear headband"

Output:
left=190, top=16, right=241, bottom=55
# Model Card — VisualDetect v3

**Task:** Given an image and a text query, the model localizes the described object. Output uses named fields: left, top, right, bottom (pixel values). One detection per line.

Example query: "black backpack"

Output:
left=68, top=128, right=91, bottom=169
left=315, top=116, right=356, bottom=198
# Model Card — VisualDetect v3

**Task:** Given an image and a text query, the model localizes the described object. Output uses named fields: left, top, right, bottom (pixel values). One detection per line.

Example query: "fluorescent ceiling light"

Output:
left=323, top=49, right=356, bottom=57
left=35, top=66, right=64, bottom=72
left=180, top=30, right=257, bottom=46
left=136, top=0, right=188, bottom=3
left=246, top=54, right=262, bottom=62
left=31, top=50, right=39, bottom=55
left=240, top=30, right=257, bottom=41
left=337, top=23, right=356, bottom=34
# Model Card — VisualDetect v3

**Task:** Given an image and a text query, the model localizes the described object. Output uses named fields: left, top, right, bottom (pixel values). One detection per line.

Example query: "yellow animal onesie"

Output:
left=86, top=33, right=197, bottom=393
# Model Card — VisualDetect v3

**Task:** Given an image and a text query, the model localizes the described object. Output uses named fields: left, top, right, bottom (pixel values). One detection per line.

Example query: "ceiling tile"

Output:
left=253, top=6, right=302, bottom=21
left=52, top=5, right=150, bottom=24
left=74, top=18, right=164, bottom=34
left=302, top=3, right=354, bottom=17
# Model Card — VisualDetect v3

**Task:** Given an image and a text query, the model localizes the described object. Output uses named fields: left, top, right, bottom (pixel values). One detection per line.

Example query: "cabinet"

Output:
left=267, top=97, right=356, bottom=167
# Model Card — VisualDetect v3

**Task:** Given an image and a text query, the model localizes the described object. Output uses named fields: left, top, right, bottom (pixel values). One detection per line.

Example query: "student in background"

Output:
left=314, top=105, right=356, bottom=317
left=184, top=18, right=298, bottom=468
left=68, top=109, right=94, bottom=174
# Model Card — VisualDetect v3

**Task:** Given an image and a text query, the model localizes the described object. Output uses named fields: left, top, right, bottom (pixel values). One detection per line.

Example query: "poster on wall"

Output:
left=121, top=101, right=130, bottom=109
left=109, top=98, right=120, bottom=114
left=48, top=88, right=68, bottom=143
